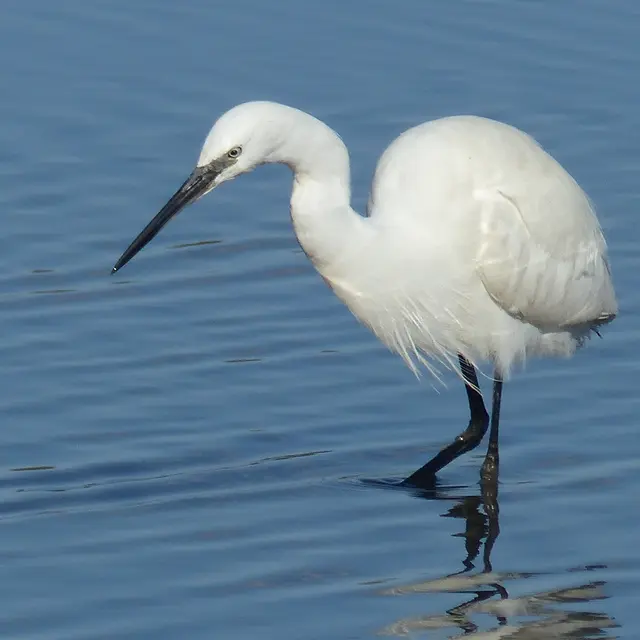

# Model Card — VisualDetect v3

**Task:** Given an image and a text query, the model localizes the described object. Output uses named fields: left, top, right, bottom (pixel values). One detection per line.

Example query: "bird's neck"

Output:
left=280, top=115, right=371, bottom=282
left=290, top=174, right=363, bottom=273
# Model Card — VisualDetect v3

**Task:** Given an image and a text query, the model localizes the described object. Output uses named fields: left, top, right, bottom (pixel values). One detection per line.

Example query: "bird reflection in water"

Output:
left=377, top=480, right=617, bottom=638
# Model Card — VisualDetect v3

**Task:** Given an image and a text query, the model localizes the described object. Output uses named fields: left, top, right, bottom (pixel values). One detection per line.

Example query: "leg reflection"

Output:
left=377, top=481, right=615, bottom=638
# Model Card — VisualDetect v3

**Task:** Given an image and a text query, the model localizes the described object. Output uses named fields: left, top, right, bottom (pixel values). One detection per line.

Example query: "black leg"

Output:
left=402, top=354, right=490, bottom=487
left=480, top=372, right=502, bottom=484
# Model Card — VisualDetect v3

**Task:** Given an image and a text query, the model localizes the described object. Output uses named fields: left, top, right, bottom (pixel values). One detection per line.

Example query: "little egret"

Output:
left=113, top=102, right=617, bottom=487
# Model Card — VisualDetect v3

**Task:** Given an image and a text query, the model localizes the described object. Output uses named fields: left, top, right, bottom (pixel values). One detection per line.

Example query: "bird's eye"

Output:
left=227, top=146, right=242, bottom=159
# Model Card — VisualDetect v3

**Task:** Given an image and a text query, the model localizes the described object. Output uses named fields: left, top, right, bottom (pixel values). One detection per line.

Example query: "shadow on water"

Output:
left=362, top=478, right=618, bottom=638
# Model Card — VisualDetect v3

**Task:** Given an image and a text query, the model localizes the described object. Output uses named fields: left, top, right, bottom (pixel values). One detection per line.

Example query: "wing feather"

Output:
left=475, top=186, right=616, bottom=330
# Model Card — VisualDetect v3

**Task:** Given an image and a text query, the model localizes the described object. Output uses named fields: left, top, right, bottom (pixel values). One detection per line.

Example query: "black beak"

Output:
left=112, top=164, right=221, bottom=273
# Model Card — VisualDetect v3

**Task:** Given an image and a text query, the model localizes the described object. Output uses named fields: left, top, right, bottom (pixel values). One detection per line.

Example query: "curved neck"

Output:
left=269, top=109, right=369, bottom=277
left=291, top=173, right=361, bottom=273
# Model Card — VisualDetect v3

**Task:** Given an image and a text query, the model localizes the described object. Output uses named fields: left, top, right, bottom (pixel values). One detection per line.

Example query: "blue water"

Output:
left=1, top=1, right=638, bottom=637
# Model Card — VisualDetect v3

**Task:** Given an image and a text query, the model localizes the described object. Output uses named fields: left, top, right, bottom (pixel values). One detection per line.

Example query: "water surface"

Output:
left=1, top=1, right=639, bottom=638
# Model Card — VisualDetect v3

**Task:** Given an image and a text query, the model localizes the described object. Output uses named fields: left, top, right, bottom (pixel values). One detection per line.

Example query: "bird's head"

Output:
left=112, top=101, right=296, bottom=273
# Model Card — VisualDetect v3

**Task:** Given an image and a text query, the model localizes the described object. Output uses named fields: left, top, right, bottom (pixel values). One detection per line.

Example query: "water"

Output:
left=1, top=0, right=638, bottom=637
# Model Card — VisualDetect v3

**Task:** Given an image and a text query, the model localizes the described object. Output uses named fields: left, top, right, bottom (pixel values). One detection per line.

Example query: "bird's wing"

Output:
left=474, top=185, right=617, bottom=330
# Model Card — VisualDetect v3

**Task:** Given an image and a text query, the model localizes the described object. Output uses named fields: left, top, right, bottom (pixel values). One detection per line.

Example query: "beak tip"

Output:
left=111, top=260, right=124, bottom=274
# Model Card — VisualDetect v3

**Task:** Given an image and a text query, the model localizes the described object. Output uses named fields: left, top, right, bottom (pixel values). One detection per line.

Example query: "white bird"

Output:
left=112, top=101, right=617, bottom=487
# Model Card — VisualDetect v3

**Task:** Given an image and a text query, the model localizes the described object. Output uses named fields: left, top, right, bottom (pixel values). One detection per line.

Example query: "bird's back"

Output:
left=370, top=116, right=594, bottom=242
left=367, top=115, right=616, bottom=332
left=356, top=116, right=617, bottom=376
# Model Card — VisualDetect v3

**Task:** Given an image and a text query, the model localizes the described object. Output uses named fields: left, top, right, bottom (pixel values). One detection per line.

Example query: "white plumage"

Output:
left=113, top=101, right=617, bottom=485
left=358, top=114, right=616, bottom=379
